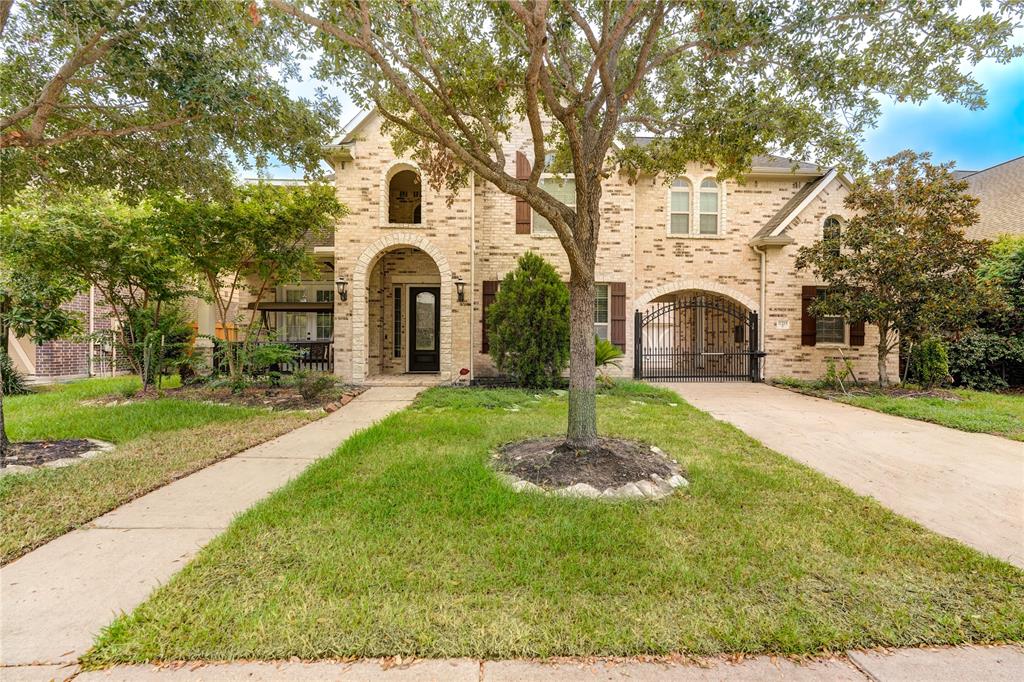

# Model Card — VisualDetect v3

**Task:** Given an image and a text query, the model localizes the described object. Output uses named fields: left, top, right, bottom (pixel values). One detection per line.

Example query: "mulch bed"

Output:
left=1, top=439, right=97, bottom=468
left=84, top=384, right=366, bottom=412
left=774, top=382, right=962, bottom=402
left=495, top=437, right=680, bottom=489
left=171, top=385, right=366, bottom=411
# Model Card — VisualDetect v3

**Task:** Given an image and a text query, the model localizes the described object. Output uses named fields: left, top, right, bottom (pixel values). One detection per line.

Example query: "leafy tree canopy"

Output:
left=796, top=150, right=990, bottom=386
left=977, top=235, right=1024, bottom=335
left=0, top=0, right=338, bottom=203
left=154, top=181, right=346, bottom=376
left=0, top=187, right=193, bottom=379
left=267, top=0, right=1022, bottom=447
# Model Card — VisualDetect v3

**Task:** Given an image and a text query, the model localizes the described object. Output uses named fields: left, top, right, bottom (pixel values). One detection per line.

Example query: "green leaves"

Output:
left=1, top=0, right=338, bottom=203
left=157, top=181, right=345, bottom=297
left=488, top=252, right=571, bottom=388
left=796, top=150, right=991, bottom=384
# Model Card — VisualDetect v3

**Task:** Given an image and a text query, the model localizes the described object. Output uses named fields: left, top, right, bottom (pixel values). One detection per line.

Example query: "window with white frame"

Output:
left=594, top=283, right=609, bottom=339
left=699, top=178, right=720, bottom=234
left=533, top=176, right=575, bottom=234
left=315, top=312, right=332, bottom=340
left=278, top=285, right=334, bottom=342
left=669, top=178, right=691, bottom=234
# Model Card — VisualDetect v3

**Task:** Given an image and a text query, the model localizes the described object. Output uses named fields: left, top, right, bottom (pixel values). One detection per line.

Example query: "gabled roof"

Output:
left=750, top=168, right=840, bottom=244
left=959, top=155, right=1024, bottom=238
left=955, top=154, right=1023, bottom=180
left=333, top=109, right=375, bottom=145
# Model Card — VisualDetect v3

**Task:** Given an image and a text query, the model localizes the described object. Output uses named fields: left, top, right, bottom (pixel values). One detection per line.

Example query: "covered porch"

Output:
left=247, top=282, right=337, bottom=373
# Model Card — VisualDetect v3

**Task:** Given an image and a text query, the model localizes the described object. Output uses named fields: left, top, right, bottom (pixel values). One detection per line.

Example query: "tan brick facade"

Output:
left=327, top=112, right=897, bottom=384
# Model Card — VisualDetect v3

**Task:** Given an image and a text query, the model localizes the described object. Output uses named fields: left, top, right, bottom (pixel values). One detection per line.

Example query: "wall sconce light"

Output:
left=335, top=276, right=348, bottom=302
left=454, top=275, right=466, bottom=302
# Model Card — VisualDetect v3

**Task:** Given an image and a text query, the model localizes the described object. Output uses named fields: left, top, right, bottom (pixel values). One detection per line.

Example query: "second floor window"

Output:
left=534, top=176, right=575, bottom=234
left=699, top=178, right=720, bottom=234
left=669, top=178, right=691, bottom=234
left=823, top=216, right=842, bottom=257
left=388, top=169, right=421, bottom=224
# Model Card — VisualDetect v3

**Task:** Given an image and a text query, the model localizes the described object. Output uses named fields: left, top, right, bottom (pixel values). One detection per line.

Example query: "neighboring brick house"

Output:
left=245, top=110, right=897, bottom=384
left=6, top=288, right=118, bottom=383
left=957, top=156, right=1023, bottom=239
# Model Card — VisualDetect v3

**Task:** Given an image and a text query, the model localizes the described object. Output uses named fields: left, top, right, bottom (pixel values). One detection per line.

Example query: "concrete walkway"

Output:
left=0, top=387, right=422, bottom=672
left=666, top=383, right=1024, bottom=568
left=7, top=645, right=1020, bottom=681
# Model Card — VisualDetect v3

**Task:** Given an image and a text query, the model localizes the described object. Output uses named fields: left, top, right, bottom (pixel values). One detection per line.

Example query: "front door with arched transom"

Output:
left=408, top=287, right=440, bottom=372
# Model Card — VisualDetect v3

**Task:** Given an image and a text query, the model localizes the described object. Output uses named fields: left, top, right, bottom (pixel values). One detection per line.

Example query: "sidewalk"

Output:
left=0, top=387, right=422, bottom=672
left=9, top=645, right=1022, bottom=681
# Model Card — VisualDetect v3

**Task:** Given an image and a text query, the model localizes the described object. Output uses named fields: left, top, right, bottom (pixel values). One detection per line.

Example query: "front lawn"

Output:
left=85, top=383, right=1023, bottom=664
left=1, top=377, right=315, bottom=563
left=773, top=378, right=1024, bottom=441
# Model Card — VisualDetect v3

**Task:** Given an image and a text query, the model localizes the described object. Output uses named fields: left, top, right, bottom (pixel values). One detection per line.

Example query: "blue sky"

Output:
left=863, top=57, right=1024, bottom=171
left=254, top=54, right=1024, bottom=178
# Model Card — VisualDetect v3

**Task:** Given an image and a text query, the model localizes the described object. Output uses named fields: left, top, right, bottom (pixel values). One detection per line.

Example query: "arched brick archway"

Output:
left=634, top=279, right=758, bottom=314
left=351, top=233, right=452, bottom=382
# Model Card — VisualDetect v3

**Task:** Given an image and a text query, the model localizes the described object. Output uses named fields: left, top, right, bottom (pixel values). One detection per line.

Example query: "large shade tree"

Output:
left=0, top=0, right=336, bottom=203
left=267, top=0, right=1020, bottom=450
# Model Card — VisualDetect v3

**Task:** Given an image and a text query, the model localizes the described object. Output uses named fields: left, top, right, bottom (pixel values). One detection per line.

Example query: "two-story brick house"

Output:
left=254, top=110, right=896, bottom=385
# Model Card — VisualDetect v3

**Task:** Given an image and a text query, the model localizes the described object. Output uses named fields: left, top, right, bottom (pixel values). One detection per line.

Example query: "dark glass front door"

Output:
left=408, top=287, right=440, bottom=372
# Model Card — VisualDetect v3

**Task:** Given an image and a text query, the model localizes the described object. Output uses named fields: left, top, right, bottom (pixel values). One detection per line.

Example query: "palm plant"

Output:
left=595, top=337, right=624, bottom=387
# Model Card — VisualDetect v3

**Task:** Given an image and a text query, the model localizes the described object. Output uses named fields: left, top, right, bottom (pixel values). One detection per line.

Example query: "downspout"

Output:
left=88, top=285, right=95, bottom=376
left=751, top=245, right=767, bottom=351
left=468, top=170, right=476, bottom=383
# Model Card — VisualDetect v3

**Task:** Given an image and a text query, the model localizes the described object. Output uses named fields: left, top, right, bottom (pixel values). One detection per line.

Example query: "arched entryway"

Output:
left=634, top=288, right=762, bottom=381
left=351, top=234, right=452, bottom=383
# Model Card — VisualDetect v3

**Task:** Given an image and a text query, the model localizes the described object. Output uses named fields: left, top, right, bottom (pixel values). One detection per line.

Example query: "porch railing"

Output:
left=272, top=341, right=334, bottom=373
left=213, top=341, right=334, bottom=374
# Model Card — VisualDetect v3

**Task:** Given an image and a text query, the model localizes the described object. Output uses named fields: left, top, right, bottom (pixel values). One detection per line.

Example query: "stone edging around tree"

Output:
left=495, top=445, right=689, bottom=501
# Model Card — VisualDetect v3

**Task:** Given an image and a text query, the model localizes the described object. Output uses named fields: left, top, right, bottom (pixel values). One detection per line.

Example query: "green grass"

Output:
left=6, top=376, right=258, bottom=444
left=1, top=377, right=315, bottom=563
left=84, top=383, right=1023, bottom=664
left=841, top=389, right=1024, bottom=441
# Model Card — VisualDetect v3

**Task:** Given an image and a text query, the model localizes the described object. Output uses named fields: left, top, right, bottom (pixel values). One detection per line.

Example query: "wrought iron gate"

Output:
left=633, top=295, right=764, bottom=381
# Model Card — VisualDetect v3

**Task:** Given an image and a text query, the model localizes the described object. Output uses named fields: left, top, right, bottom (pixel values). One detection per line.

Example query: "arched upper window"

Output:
left=699, top=178, right=720, bottom=234
left=823, top=215, right=841, bottom=255
left=388, top=169, right=421, bottom=224
left=668, top=178, right=691, bottom=234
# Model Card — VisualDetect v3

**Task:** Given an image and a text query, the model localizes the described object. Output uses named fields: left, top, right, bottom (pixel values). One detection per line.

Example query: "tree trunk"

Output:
left=564, top=180, right=601, bottom=450
left=566, top=271, right=597, bottom=449
left=877, top=328, right=890, bottom=388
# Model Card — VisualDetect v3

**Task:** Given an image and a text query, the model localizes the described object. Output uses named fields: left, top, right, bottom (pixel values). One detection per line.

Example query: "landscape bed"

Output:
left=1, top=377, right=316, bottom=563
left=84, top=383, right=1023, bottom=664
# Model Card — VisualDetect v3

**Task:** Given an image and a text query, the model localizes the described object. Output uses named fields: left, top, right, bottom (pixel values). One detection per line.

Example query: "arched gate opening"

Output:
left=633, top=292, right=764, bottom=381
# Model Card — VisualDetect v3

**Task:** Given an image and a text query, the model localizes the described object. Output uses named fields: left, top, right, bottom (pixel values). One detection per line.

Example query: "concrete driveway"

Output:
left=666, top=382, right=1024, bottom=568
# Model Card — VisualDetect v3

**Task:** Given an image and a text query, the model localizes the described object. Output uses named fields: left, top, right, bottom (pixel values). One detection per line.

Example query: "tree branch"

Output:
left=1, top=115, right=196, bottom=149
